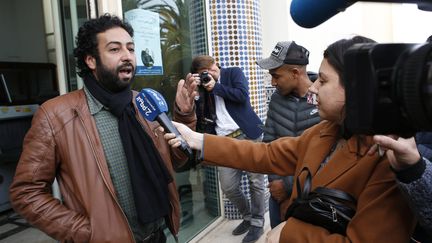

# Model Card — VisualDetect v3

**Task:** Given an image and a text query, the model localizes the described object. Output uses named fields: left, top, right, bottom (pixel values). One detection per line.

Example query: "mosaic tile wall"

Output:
left=208, top=0, right=266, bottom=120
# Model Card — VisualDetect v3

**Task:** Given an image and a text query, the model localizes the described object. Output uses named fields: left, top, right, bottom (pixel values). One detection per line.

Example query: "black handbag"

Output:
left=285, top=167, right=357, bottom=235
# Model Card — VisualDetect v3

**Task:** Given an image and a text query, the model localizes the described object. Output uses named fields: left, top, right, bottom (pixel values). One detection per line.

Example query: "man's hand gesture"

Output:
left=175, top=73, right=198, bottom=113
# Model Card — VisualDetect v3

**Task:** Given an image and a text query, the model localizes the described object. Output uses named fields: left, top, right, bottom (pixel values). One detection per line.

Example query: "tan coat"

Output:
left=9, top=90, right=192, bottom=243
left=203, top=120, right=416, bottom=242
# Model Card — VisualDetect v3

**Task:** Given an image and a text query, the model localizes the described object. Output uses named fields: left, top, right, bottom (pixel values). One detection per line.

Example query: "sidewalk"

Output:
left=0, top=210, right=271, bottom=243
left=0, top=211, right=55, bottom=243
left=196, top=212, right=271, bottom=243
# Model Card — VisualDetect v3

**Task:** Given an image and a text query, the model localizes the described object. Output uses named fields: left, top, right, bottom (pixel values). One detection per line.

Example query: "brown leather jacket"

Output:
left=9, top=89, right=194, bottom=243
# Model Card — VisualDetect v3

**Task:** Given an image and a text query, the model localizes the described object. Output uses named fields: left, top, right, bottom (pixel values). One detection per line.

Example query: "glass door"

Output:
left=121, top=1, right=221, bottom=242
left=59, top=0, right=90, bottom=92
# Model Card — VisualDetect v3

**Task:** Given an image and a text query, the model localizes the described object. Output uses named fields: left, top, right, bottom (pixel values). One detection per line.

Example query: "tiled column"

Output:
left=208, top=0, right=266, bottom=119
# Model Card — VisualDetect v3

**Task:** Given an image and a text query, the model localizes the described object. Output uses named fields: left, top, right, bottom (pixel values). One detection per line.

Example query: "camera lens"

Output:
left=396, top=43, right=432, bottom=130
left=200, top=71, right=211, bottom=84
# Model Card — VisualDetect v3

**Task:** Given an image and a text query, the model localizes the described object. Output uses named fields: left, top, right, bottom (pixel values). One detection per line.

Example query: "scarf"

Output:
left=84, top=74, right=172, bottom=224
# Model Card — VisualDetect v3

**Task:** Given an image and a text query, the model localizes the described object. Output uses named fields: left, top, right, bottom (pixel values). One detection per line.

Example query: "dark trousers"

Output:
left=410, top=223, right=432, bottom=243
left=269, top=196, right=282, bottom=228
left=139, top=228, right=166, bottom=243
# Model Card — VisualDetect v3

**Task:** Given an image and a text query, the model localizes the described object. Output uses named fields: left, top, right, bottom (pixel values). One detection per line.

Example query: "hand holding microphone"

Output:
left=163, top=121, right=204, bottom=151
left=136, top=88, right=193, bottom=158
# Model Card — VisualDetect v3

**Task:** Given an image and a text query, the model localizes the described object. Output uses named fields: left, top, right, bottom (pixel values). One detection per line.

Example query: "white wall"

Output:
left=391, top=3, right=432, bottom=43
left=260, top=1, right=432, bottom=72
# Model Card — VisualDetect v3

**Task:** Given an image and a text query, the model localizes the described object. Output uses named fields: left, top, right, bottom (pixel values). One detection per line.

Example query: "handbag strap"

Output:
left=296, top=167, right=312, bottom=199
left=314, top=187, right=357, bottom=204
left=296, top=168, right=357, bottom=204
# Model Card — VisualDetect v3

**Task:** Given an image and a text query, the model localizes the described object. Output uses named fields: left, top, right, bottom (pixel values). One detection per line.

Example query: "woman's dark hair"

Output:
left=324, top=36, right=377, bottom=148
left=323, top=35, right=376, bottom=88
left=73, top=14, right=134, bottom=77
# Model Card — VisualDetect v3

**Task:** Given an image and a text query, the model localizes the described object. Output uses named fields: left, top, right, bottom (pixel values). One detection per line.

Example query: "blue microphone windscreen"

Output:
left=290, top=0, right=349, bottom=28
left=135, top=88, right=168, bottom=122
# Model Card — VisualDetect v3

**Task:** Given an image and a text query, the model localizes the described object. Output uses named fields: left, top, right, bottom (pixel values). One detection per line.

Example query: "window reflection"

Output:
left=122, top=1, right=220, bottom=242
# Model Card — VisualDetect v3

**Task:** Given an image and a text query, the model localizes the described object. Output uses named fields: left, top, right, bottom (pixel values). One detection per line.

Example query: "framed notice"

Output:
left=125, top=9, right=163, bottom=76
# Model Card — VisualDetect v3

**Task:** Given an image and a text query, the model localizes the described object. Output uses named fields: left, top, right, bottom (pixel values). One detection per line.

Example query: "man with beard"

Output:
left=9, top=14, right=195, bottom=243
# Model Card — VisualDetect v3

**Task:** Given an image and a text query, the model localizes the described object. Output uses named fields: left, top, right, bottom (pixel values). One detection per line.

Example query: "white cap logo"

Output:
left=271, top=44, right=284, bottom=58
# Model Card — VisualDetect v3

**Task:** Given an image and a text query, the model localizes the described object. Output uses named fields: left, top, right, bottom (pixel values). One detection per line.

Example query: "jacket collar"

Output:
left=318, top=121, right=372, bottom=155
left=84, top=86, right=105, bottom=115
left=301, top=121, right=376, bottom=188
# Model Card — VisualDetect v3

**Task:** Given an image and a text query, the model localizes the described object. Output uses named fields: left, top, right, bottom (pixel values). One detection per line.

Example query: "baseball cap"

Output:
left=256, top=41, right=310, bottom=70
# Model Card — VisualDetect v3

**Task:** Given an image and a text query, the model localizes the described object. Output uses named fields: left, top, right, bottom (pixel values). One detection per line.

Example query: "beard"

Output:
left=95, top=60, right=135, bottom=93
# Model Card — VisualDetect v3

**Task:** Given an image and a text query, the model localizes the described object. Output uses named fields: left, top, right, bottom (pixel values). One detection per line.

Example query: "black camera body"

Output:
left=200, top=71, right=212, bottom=85
left=344, top=42, right=432, bottom=136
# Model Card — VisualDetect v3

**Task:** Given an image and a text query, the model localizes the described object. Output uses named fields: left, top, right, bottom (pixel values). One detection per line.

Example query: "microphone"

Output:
left=290, top=0, right=353, bottom=28
left=135, top=88, right=193, bottom=158
left=290, top=0, right=432, bottom=28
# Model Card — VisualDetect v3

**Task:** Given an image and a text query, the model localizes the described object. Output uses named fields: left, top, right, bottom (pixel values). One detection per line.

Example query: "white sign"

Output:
left=125, top=9, right=163, bottom=76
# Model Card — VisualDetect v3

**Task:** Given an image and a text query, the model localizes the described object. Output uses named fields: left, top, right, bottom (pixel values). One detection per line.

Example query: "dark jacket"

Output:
left=263, top=91, right=320, bottom=192
left=263, top=92, right=320, bottom=139
left=396, top=157, right=432, bottom=238
left=416, top=132, right=432, bottom=160
left=195, top=67, right=263, bottom=139
left=9, top=89, right=193, bottom=243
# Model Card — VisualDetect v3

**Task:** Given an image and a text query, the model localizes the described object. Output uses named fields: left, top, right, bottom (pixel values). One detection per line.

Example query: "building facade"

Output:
left=0, top=0, right=431, bottom=242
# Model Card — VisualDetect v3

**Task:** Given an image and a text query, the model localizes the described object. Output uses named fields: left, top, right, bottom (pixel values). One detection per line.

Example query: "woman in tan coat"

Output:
left=170, top=36, right=416, bottom=242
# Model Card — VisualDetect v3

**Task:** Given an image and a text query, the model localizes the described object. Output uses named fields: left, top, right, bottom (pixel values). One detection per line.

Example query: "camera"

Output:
left=344, top=42, right=432, bottom=136
left=199, top=71, right=212, bottom=85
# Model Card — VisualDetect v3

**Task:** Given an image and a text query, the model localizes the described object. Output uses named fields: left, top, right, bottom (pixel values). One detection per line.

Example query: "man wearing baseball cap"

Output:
left=257, top=41, right=320, bottom=228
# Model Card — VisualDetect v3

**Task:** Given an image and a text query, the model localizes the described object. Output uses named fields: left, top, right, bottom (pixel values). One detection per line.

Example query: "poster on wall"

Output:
left=125, top=9, right=163, bottom=76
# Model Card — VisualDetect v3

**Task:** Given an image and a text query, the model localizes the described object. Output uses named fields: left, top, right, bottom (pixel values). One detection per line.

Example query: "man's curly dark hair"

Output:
left=73, top=14, right=134, bottom=77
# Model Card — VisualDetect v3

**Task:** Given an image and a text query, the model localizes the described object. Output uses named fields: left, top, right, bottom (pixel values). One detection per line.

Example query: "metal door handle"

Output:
left=0, top=73, right=12, bottom=103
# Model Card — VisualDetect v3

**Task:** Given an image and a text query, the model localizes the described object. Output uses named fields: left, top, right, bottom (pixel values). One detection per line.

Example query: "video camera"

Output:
left=344, top=42, right=432, bottom=136
left=289, top=0, right=432, bottom=136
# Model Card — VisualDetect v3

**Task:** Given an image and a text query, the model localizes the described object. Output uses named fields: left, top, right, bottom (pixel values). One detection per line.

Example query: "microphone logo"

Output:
left=135, top=88, right=168, bottom=121
left=136, top=96, right=152, bottom=117
left=271, top=44, right=284, bottom=57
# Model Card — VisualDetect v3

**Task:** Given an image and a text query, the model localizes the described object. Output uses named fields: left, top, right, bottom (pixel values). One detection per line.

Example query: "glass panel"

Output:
left=122, top=1, right=220, bottom=242
left=123, top=0, right=191, bottom=113
left=59, top=0, right=89, bottom=92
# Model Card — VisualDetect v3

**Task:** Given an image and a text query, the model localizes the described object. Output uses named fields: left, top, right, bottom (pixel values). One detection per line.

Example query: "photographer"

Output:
left=176, top=55, right=265, bottom=243
left=170, top=36, right=416, bottom=242
left=373, top=135, right=432, bottom=235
